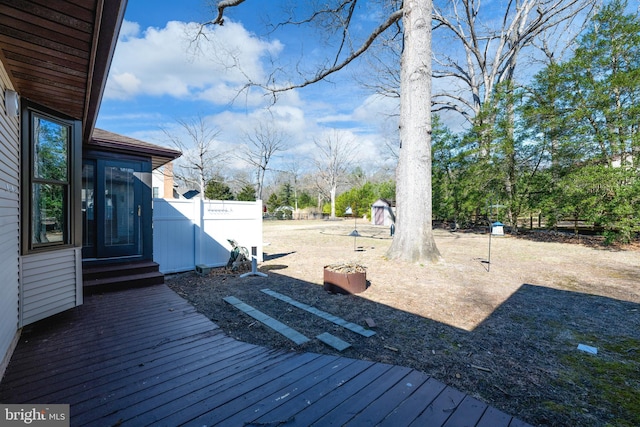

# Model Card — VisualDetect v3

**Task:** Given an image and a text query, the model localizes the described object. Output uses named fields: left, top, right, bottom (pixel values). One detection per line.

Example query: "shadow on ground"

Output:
left=169, top=266, right=640, bottom=427
left=263, top=252, right=296, bottom=261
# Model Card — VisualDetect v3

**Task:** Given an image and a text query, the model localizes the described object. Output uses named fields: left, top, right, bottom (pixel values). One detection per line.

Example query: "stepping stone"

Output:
left=316, top=332, right=351, bottom=351
left=261, top=289, right=376, bottom=337
left=223, top=296, right=310, bottom=345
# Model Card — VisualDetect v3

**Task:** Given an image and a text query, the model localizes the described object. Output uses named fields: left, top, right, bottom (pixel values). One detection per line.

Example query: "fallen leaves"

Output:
left=324, top=263, right=367, bottom=274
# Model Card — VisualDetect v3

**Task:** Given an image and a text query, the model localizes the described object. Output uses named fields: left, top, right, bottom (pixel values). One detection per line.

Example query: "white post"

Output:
left=240, top=246, right=268, bottom=278
left=194, top=198, right=205, bottom=266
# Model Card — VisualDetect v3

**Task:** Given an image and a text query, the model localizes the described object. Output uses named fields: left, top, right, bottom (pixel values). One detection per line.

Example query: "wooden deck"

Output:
left=0, top=285, right=532, bottom=426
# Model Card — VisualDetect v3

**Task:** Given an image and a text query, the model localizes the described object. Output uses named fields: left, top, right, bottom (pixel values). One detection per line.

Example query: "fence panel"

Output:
left=153, top=199, right=263, bottom=274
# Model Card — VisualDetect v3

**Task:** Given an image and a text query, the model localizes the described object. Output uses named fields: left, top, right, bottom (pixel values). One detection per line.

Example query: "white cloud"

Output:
left=118, top=20, right=141, bottom=40
left=352, top=94, right=398, bottom=125
left=109, top=72, right=141, bottom=97
left=104, top=20, right=282, bottom=105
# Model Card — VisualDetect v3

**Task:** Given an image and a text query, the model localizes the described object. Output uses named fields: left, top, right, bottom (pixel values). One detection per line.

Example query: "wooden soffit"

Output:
left=0, top=0, right=127, bottom=142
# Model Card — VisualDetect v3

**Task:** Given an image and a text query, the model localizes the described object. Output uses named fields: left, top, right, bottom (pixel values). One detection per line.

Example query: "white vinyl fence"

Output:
left=153, top=199, right=263, bottom=274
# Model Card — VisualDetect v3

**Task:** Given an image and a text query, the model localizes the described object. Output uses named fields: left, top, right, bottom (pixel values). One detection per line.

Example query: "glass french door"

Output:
left=82, top=159, right=143, bottom=259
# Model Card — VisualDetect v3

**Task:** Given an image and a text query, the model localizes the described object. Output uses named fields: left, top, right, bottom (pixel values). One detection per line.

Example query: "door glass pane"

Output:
left=82, top=162, right=95, bottom=248
left=104, top=166, right=135, bottom=247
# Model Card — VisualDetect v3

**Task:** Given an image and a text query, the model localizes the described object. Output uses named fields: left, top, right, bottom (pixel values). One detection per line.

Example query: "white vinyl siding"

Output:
left=19, top=248, right=82, bottom=327
left=0, top=65, right=21, bottom=368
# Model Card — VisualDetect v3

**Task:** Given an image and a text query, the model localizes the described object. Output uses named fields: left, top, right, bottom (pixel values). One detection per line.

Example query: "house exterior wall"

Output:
left=1, top=63, right=85, bottom=376
left=0, top=65, right=21, bottom=376
left=152, top=163, right=177, bottom=199
left=152, top=169, right=166, bottom=199
left=19, top=248, right=82, bottom=327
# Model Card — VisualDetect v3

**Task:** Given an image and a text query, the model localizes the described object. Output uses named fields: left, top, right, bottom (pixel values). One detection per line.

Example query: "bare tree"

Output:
left=431, top=0, right=598, bottom=127
left=313, top=130, right=357, bottom=219
left=240, top=122, right=289, bottom=200
left=203, top=0, right=441, bottom=263
left=162, top=115, right=229, bottom=199
left=228, top=168, right=254, bottom=195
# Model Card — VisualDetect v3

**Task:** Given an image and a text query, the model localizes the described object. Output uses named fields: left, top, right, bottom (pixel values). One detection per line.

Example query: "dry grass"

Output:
left=167, top=220, right=640, bottom=427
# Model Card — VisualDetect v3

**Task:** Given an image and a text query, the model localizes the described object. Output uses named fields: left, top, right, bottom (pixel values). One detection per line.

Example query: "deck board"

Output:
left=443, top=395, right=489, bottom=427
left=312, top=365, right=414, bottom=426
left=378, top=376, right=447, bottom=426
left=214, top=355, right=345, bottom=426
left=250, top=358, right=374, bottom=425
left=409, top=386, right=467, bottom=426
left=62, top=335, right=244, bottom=405
left=0, top=284, right=532, bottom=427
left=347, top=369, right=433, bottom=425
left=476, top=406, right=513, bottom=427
left=77, top=349, right=290, bottom=426
left=159, top=352, right=326, bottom=426
left=281, top=362, right=396, bottom=425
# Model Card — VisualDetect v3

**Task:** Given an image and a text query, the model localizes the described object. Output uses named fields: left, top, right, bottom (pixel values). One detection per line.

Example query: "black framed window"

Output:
left=22, top=104, right=81, bottom=253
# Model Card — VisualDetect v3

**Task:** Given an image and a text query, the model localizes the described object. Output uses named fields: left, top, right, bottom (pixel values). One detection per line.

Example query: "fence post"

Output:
left=194, top=199, right=204, bottom=266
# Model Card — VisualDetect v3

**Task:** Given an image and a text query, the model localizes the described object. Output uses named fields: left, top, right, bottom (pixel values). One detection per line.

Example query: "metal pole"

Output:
left=240, top=246, right=268, bottom=278
left=487, top=223, right=492, bottom=272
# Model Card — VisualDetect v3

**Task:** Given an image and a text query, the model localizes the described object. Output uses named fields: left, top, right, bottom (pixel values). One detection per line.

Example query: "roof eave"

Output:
left=83, top=0, right=128, bottom=143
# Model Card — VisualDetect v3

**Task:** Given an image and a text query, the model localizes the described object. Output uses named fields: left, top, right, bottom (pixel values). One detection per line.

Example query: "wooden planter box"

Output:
left=323, top=266, right=367, bottom=294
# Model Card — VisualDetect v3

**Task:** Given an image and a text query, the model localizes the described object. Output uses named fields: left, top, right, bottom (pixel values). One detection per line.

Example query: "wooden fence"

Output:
left=153, top=199, right=263, bottom=274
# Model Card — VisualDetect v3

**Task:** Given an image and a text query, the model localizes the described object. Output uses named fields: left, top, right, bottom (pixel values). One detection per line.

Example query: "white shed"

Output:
left=371, top=199, right=396, bottom=226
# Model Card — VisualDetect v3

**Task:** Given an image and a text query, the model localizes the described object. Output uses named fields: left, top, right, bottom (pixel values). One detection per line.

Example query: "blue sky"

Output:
left=96, top=0, right=398, bottom=175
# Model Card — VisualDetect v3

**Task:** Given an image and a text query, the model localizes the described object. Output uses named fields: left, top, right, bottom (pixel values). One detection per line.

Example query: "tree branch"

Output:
left=200, top=1, right=403, bottom=101
left=268, top=8, right=404, bottom=95
left=208, top=0, right=246, bottom=26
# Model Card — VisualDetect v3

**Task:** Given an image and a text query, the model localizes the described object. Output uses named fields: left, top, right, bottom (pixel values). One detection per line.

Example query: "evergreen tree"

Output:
left=236, top=185, right=256, bottom=201
left=524, top=0, right=640, bottom=241
left=279, top=182, right=294, bottom=207
left=431, top=115, right=462, bottom=223
left=555, top=0, right=640, bottom=166
left=376, top=180, right=396, bottom=202
left=297, top=191, right=315, bottom=209
left=266, top=193, right=279, bottom=213
left=204, top=177, right=234, bottom=200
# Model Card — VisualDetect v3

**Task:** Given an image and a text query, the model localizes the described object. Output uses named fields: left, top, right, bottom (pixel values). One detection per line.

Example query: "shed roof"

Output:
left=372, top=198, right=395, bottom=207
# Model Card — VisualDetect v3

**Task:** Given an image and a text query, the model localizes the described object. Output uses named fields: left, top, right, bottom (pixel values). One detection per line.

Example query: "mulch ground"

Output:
left=166, top=220, right=640, bottom=427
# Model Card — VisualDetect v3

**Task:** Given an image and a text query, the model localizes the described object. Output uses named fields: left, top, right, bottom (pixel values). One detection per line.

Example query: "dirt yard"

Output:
left=166, top=220, right=640, bottom=427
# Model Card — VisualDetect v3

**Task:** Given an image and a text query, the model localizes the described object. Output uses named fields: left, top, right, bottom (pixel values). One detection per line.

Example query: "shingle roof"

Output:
left=90, top=128, right=182, bottom=170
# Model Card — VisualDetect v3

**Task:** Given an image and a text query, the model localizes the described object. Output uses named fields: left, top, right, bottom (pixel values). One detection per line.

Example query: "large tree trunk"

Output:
left=387, top=0, right=441, bottom=263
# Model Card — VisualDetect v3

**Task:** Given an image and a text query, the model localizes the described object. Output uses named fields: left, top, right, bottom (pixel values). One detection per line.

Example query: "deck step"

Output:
left=83, top=261, right=164, bottom=294
left=83, top=261, right=161, bottom=280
